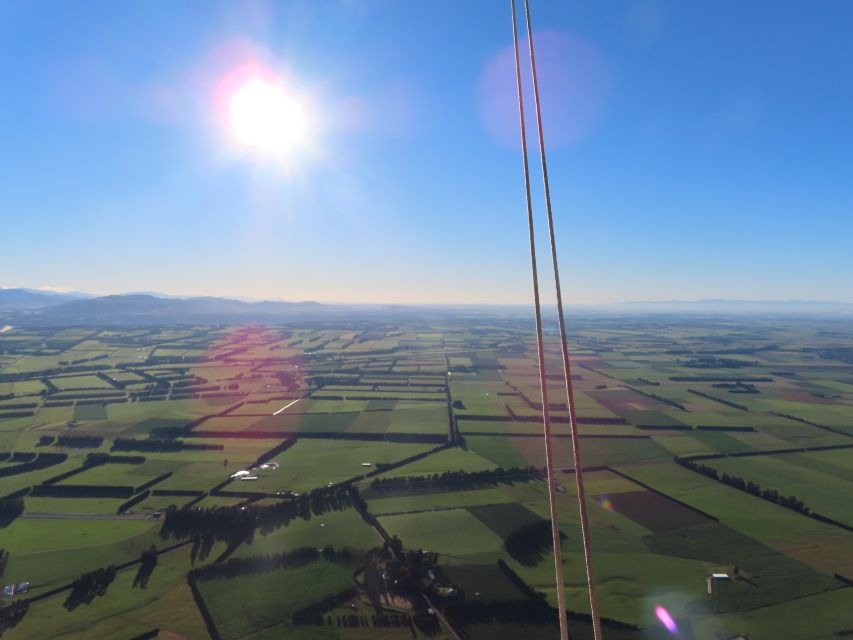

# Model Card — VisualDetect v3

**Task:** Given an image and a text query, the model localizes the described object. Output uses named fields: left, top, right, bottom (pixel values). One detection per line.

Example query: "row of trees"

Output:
left=64, top=566, right=117, bottom=611
left=159, top=485, right=361, bottom=547
left=111, top=438, right=223, bottom=453
left=0, top=452, right=66, bottom=478
left=369, top=466, right=543, bottom=492
left=56, top=435, right=104, bottom=448
left=623, top=384, right=687, bottom=411
left=674, top=456, right=810, bottom=514
left=687, top=388, right=749, bottom=411
left=85, top=453, right=145, bottom=465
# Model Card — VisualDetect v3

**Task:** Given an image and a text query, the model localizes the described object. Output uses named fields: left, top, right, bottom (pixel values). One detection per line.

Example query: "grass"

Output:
left=379, top=509, right=505, bottom=557
left=593, top=490, right=714, bottom=533
left=3, top=518, right=161, bottom=595
left=198, top=559, right=354, bottom=640
left=253, top=439, right=434, bottom=492
left=467, top=503, right=545, bottom=539
left=691, top=587, right=853, bottom=638
left=466, top=435, right=670, bottom=469
left=376, top=447, right=497, bottom=476
left=645, top=523, right=843, bottom=613
left=236, top=507, right=381, bottom=556
left=4, top=542, right=210, bottom=640
left=441, top=563, right=524, bottom=600
left=709, top=454, right=853, bottom=526
left=2, top=321, right=853, bottom=638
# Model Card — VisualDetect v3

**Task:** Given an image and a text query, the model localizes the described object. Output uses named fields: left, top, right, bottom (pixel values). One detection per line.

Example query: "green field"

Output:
left=0, top=318, right=851, bottom=639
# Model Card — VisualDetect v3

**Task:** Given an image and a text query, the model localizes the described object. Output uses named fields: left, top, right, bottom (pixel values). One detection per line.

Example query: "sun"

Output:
left=229, top=78, right=306, bottom=155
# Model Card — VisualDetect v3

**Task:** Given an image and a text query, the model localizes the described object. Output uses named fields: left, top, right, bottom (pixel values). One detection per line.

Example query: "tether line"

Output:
left=521, top=1, right=603, bottom=636
left=509, top=1, right=569, bottom=638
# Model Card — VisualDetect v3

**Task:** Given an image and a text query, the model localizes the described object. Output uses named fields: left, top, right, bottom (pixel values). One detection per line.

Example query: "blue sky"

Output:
left=1, top=0, right=851, bottom=304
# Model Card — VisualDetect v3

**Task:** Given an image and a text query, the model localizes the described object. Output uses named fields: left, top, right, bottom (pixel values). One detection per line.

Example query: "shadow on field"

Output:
left=132, top=546, right=158, bottom=588
left=0, top=498, right=24, bottom=528
left=504, top=521, right=567, bottom=567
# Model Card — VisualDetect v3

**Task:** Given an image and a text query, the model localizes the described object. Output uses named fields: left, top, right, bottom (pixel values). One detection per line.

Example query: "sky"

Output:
left=1, top=0, right=852, bottom=305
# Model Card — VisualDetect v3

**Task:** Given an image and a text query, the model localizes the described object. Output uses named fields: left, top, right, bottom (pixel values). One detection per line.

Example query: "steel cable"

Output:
left=509, top=1, right=570, bottom=638
left=520, top=1, right=604, bottom=637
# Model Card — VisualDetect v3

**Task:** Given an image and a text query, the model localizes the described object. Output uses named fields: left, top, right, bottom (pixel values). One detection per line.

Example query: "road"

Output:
left=273, top=398, right=300, bottom=415
left=20, top=512, right=154, bottom=520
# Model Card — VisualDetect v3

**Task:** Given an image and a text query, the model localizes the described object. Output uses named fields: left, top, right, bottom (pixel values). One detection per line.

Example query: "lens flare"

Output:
left=654, top=605, right=678, bottom=633
left=230, top=78, right=306, bottom=155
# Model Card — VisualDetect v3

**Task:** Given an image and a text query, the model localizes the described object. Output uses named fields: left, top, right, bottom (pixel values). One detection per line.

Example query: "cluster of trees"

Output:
left=85, top=453, right=145, bottom=465
left=160, top=485, right=361, bottom=547
left=675, top=456, right=810, bottom=514
left=56, top=435, right=104, bottom=448
left=635, top=377, right=660, bottom=386
left=369, top=466, right=543, bottom=493
left=64, top=566, right=117, bottom=611
left=0, top=548, right=8, bottom=578
left=712, top=382, right=759, bottom=394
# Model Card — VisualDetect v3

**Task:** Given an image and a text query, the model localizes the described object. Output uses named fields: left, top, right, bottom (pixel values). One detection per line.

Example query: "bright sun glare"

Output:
left=229, top=78, right=306, bottom=155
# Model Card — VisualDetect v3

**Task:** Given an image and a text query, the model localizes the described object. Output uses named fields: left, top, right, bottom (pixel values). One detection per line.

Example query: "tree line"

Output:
left=159, top=485, right=361, bottom=547
left=674, top=456, right=810, bottom=514
left=369, top=466, right=543, bottom=493
left=111, top=438, right=223, bottom=453
left=64, top=566, right=117, bottom=611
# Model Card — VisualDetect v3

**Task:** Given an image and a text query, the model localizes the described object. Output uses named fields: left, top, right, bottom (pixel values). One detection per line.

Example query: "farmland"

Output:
left=0, top=315, right=852, bottom=639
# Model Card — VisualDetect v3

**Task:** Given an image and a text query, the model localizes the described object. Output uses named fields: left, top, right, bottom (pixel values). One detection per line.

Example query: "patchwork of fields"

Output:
left=0, top=317, right=852, bottom=639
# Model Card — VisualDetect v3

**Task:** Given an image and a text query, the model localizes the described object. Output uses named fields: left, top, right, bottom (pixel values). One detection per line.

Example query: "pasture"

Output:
left=0, top=318, right=851, bottom=639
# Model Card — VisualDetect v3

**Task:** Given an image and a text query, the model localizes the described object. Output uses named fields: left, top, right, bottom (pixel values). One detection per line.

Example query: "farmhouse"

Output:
left=707, top=572, right=732, bottom=594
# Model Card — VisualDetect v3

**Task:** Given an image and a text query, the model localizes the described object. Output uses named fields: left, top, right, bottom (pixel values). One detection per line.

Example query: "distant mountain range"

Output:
left=0, top=289, right=339, bottom=324
left=0, top=288, right=851, bottom=325
left=0, top=288, right=91, bottom=310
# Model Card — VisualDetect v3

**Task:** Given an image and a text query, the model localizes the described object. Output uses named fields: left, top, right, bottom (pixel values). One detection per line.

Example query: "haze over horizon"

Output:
left=2, top=1, right=853, bottom=304
left=2, top=284, right=853, bottom=311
